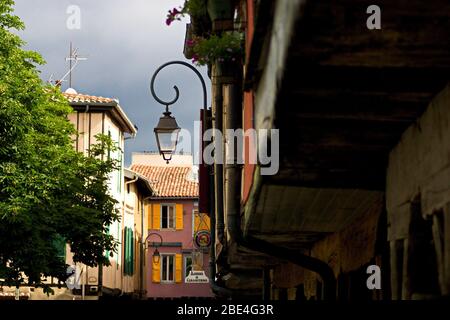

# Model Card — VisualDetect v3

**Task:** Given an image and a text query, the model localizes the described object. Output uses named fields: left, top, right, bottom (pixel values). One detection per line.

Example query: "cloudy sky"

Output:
left=13, top=0, right=210, bottom=166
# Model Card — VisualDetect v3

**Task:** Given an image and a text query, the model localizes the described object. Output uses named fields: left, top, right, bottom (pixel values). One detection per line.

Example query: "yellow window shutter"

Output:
left=146, top=204, right=151, bottom=229
left=152, top=258, right=161, bottom=283
left=175, top=204, right=183, bottom=230
left=175, top=254, right=182, bottom=283
left=152, top=204, right=160, bottom=230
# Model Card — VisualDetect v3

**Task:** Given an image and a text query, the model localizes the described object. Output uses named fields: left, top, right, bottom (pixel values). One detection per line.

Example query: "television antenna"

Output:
left=56, top=42, right=88, bottom=88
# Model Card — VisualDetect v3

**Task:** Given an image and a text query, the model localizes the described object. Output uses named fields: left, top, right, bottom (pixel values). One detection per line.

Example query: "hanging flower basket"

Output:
left=187, top=32, right=244, bottom=67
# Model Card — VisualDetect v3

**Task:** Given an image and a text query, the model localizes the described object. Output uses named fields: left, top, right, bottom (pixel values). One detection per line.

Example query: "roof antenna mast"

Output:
left=56, top=42, right=88, bottom=88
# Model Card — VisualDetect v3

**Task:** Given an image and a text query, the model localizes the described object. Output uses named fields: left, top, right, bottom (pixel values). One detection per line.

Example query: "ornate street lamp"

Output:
left=150, top=61, right=208, bottom=164
left=145, top=232, right=163, bottom=264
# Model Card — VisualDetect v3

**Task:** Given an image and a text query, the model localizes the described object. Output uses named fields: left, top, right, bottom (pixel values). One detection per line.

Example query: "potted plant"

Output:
left=188, top=32, right=243, bottom=79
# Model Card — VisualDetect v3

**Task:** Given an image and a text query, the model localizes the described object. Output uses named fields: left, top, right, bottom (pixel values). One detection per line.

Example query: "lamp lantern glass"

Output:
left=154, top=111, right=181, bottom=163
left=152, top=247, right=161, bottom=264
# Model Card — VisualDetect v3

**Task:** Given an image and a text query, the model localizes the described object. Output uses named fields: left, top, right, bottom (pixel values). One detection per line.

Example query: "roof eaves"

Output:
left=112, top=102, right=137, bottom=135
left=68, top=99, right=137, bottom=135
left=124, top=168, right=154, bottom=197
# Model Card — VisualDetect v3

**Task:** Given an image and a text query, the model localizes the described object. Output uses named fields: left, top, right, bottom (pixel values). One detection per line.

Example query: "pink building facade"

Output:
left=131, top=158, right=213, bottom=299
left=146, top=199, right=213, bottom=298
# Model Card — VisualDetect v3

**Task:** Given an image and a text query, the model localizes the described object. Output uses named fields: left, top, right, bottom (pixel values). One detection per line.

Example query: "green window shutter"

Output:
left=123, top=227, right=134, bottom=276
left=124, top=228, right=130, bottom=276
left=130, top=229, right=134, bottom=276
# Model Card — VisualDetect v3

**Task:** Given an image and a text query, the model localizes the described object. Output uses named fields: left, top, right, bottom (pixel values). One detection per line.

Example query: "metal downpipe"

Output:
left=206, top=91, right=232, bottom=297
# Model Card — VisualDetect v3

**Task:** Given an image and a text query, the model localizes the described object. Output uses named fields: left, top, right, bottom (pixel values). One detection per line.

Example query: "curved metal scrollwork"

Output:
left=145, top=232, right=163, bottom=247
left=150, top=60, right=208, bottom=113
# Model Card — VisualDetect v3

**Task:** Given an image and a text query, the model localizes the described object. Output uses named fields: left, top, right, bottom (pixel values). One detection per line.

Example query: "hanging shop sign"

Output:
left=194, top=230, right=211, bottom=248
left=185, top=270, right=209, bottom=284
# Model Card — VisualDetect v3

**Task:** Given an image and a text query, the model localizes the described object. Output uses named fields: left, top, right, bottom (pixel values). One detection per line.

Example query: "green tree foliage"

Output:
left=0, top=0, right=120, bottom=293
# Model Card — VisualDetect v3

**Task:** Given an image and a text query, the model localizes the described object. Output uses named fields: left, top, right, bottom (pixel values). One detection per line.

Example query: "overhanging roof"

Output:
left=124, top=168, right=153, bottom=198
left=63, top=92, right=137, bottom=135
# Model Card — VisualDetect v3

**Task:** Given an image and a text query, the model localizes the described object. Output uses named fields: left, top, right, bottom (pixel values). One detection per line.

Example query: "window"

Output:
left=161, top=204, right=175, bottom=229
left=184, top=255, right=193, bottom=279
left=161, top=254, right=175, bottom=283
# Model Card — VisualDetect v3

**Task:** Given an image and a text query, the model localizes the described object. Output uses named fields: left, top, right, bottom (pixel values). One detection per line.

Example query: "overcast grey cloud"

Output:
left=13, top=0, right=211, bottom=166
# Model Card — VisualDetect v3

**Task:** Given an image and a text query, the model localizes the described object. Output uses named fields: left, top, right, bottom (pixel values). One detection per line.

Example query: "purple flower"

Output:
left=166, top=7, right=183, bottom=26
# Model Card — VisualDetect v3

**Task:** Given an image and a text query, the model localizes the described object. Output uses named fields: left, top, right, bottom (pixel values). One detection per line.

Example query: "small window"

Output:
left=184, top=255, right=193, bottom=280
left=161, top=254, right=175, bottom=283
left=161, top=204, right=175, bottom=229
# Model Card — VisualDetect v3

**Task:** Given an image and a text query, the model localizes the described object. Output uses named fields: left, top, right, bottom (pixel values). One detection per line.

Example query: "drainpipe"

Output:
left=125, top=177, right=138, bottom=187
left=213, top=77, right=225, bottom=244
left=209, top=164, right=232, bottom=298
left=224, top=83, right=337, bottom=301
left=141, top=195, right=152, bottom=299
left=204, top=83, right=232, bottom=297
left=224, top=83, right=243, bottom=246
left=83, top=105, right=90, bottom=155
left=124, top=132, right=137, bottom=140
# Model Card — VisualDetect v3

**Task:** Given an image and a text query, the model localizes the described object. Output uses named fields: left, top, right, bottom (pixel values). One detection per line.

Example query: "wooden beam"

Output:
left=269, top=167, right=386, bottom=190
left=290, top=0, right=450, bottom=68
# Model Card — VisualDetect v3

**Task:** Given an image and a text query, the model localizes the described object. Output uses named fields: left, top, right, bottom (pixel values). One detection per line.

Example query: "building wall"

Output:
left=387, top=85, right=450, bottom=299
left=122, top=181, right=139, bottom=295
left=132, top=153, right=193, bottom=167
left=117, top=180, right=149, bottom=297
left=103, top=113, right=125, bottom=294
left=67, top=110, right=126, bottom=295
left=146, top=199, right=213, bottom=298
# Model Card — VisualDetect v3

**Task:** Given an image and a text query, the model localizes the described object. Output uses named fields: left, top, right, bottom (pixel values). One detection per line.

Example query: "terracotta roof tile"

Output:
left=62, top=92, right=116, bottom=104
left=130, top=165, right=198, bottom=198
